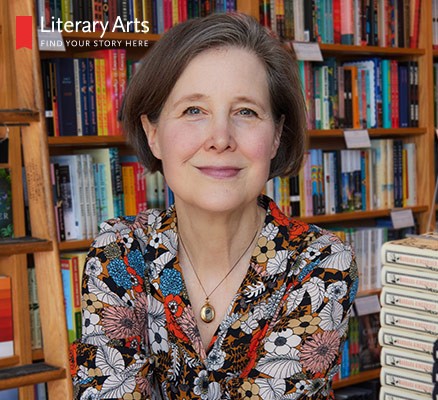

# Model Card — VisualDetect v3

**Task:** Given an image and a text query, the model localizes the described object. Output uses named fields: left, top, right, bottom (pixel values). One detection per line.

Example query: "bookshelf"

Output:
left=1, top=0, right=436, bottom=397
left=0, top=1, right=72, bottom=398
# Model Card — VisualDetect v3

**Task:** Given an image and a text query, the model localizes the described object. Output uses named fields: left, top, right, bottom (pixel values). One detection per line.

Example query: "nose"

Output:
left=203, top=115, right=237, bottom=153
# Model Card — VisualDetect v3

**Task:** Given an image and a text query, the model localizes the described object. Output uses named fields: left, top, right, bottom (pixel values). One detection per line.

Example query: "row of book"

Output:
left=28, top=252, right=88, bottom=345
left=36, top=0, right=237, bottom=35
left=41, top=51, right=132, bottom=137
left=334, top=308, right=381, bottom=381
left=50, top=149, right=170, bottom=241
left=299, top=59, right=419, bottom=130
left=0, top=274, right=47, bottom=400
left=42, top=54, right=420, bottom=137
left=265, top=140, right=417, bottom=218
left=260, top=0, right=422, bottom=48
left=379, top=234, right=438, bottom=399
left=332, top=224, right=415, bottom=292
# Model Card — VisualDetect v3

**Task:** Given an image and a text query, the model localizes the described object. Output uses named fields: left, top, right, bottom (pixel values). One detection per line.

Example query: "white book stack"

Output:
left=379, top=233, right=438, bottom=400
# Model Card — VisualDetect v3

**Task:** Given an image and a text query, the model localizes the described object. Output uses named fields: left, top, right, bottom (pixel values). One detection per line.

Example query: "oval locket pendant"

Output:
left=200, top=301, right=215, bottom=323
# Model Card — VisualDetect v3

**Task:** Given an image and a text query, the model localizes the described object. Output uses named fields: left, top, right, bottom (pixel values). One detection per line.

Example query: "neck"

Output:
left=175, top=199, right=264, bottom=277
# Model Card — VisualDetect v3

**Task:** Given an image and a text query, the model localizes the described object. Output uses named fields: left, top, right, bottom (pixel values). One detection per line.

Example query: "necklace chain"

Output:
left=178, top=228, right=259, bottom=303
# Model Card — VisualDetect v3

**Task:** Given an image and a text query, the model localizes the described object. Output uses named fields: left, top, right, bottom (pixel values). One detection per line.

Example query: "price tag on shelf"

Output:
left=292, top=42, right=323, bottom=62
left=343, top=129, right=371, bottom=149
left=37, top=29, right=65, bottom=51
left=390, top=209, right=415, bottom=229
left=354, top=295, right=381, bottom=316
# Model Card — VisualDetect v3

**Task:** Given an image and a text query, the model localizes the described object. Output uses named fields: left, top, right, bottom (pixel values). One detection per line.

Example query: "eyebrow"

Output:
left=173, top=94, right=267, bottom=111
left=173, top=93, right=209, bottom=108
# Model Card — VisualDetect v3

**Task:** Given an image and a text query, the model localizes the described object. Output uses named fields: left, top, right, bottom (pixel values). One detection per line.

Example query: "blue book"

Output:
left=78, top=58, right=90, bottom=136
left=54, top=58, right=78, bottom=136
left=381, top=59, right=392, bottom=128
left=86, top=58, right=97, bottom=135
left=398, top=62, right=409, bottom=128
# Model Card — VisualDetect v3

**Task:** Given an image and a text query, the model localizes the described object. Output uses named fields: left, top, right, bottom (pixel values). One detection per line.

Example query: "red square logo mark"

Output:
left=16, top=16, right=33, bottom=50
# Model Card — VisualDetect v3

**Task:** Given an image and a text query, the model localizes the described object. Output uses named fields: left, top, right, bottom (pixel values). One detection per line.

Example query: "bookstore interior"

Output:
left=0, top=0, right=438, bottom=399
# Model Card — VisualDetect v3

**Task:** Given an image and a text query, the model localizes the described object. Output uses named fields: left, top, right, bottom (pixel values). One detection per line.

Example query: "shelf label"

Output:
left=292, top=42, right=323, bottom=62
left=37, top=29, right=65, bottom=51
left=344, top=129, right=371, bottom=148
left=390, top=209, right=415, bottom=229
left=354, top=295, right=381, bottom=316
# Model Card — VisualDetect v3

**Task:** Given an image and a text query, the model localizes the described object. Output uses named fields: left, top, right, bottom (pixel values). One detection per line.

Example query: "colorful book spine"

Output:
left=0, top=276, right=13, bottom=357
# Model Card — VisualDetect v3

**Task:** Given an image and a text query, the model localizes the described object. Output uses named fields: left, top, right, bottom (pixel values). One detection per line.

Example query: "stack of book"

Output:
left=379, top=233, right=438, bottom=399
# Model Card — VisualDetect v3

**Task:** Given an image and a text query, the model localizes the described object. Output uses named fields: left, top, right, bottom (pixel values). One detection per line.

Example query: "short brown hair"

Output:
left=121, top=12, right=307, bottom=178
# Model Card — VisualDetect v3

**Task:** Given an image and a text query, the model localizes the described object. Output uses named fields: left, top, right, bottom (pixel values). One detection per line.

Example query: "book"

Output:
left=0, top=169, right=13, bottom=238
left=381, top=234, right=438, bottom=272
left=381, top=346, right=437, bottom=380
left=380, top=366, right=438, bottom=398
left=0, top=276, right=13, bottom=358
left=380, top=285, right=438, bottom=317
left=381, top=264, right=438, bottom=293
left=379, top=385, right=432, bottom=400
left=357, top=312, right=381, bottom=372
left=380, top=305, right=438, bottom=336
left=50, top=155, right=86, bottom=240
left=28, top=266, right=42, bottom=349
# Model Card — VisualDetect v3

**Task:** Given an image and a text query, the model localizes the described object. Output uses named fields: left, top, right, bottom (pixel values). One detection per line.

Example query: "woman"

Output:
left=71, top=13, right=358, bottom=400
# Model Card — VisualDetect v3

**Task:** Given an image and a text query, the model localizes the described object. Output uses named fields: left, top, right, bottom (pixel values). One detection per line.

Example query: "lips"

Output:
left=196, top=166, right=242, bottom=178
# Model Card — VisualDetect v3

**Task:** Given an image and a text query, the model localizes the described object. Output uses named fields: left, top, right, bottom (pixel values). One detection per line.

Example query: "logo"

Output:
left=16, top=16, right=33, bottom=50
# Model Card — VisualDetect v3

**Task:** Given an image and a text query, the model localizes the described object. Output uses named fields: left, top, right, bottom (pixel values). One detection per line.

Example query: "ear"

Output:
left=141, top=115, right=162, bottom=159
left=271, top=115, right=284, bottom=159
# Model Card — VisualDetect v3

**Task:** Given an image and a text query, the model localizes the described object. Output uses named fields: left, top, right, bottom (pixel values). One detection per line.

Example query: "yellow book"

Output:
left=94, top=58, right=104, bottom=136
left=122, top=165, right=137, bottom=215
left=98, top=58, right=109, bottom=136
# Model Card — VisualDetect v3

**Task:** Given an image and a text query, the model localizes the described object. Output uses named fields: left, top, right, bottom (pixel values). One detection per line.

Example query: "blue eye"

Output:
left=238, top=108, right=257, bottom=117
left=184, top=107, right=202, bottom=115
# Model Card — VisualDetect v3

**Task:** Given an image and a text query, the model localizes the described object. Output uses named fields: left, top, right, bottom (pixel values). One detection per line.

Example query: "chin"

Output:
left=188, top=192, right=259, bottom=214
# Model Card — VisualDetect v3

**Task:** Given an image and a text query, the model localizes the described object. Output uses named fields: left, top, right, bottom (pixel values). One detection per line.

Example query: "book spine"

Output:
left=0, top=276, right=14, bottom=356
left=381, top=265, right=438, bottom=293
left=73, top=59, right=83, bottom=136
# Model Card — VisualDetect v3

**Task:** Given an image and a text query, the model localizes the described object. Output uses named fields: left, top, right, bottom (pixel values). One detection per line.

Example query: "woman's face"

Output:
left=142, top=47, right=282, bottom=214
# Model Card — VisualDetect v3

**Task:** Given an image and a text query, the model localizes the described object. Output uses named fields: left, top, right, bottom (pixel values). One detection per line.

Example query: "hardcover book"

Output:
left=381, top=234, right=438, bottom=272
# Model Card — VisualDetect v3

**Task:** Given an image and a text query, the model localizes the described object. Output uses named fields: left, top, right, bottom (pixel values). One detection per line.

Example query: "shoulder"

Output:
left=91, top=208, right=164, bottom=250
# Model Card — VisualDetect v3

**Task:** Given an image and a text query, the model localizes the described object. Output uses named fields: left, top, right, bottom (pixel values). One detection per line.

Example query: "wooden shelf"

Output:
left=319, top=43, right=425, bottom=56
left=0, top=109, right=39, bottom=124
left=0, top=238, right=53, bottom=256
left=48, top=135, right=126, bottom=147
left=300, top=205, right=428, bottom=224
left=0, top=356, right=20, bottom=369
left=59, top=238, right=93, bottom=251
left=308, top=127, right=427, bottom=138
left=333, top=368, right=381, bottom=390
left=0, top=363, right=66, bottom=390
left=433, top=49, right=438, bottom=57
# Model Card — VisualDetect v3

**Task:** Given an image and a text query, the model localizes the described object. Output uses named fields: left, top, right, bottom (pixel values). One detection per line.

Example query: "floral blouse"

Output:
left=70, top=195, right=358, bottom=400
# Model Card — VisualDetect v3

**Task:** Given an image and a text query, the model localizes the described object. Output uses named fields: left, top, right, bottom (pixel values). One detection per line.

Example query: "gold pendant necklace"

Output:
left=178, top=228, right=259, bottom=323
